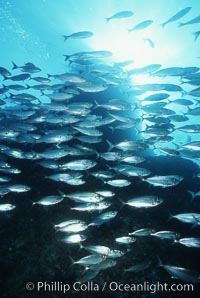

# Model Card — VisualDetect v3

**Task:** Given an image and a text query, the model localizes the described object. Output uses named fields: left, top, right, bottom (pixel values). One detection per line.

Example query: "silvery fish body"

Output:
left=175, top=237, right=200, bottom=248
left=126, top=196, right=163, bottom=208
left=33, top=195, right=64, bottom=206
left=143, top=175, right=183, bottom=187
left=0, top=203, right=16, bottom=211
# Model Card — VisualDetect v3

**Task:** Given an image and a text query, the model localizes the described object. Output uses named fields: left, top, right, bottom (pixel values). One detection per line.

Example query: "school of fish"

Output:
left=0, top=6, right=200, bottom=285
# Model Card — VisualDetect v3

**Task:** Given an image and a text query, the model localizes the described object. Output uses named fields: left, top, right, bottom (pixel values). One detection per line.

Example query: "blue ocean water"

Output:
left=0, top=1, right=200, bottom=297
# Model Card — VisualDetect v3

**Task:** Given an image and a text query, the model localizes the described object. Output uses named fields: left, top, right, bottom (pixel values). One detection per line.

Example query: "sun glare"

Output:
left=130, top=73, right=158, bottom=85
left=90, top=24, right=160, bottom=65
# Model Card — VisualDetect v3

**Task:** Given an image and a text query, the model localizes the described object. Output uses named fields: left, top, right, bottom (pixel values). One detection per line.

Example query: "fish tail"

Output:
left=161, top=22, right=166, bottom=28
left=57, top=190, right=67, bottom=198
left=39, top=90, right=45, bottom=97
left=134, top=127, right=140, bottom=137
left=106, top=139, right=113, bottom=151
left=192, top=215, right=200, bottom=228
left=53, top=225, right=59, bottom=231
left=8, top=92, right=14, bottom=98
left=193, top=32, right=199, bottom=42
left=172, top=142, right=179, bottom=149
left=105, top=17, right=110, bottom=23
left=68, top=256, right=75, bottom=267
left=187, top=190, right=196, bottom=200
left=117, top=197, right=125, bottom=209
left=11, top=61, right=18, bottom=69
left=167, top=211, right=174, bottom=222
left=63, top=54, right=70, bottom=61
left=95, top=151, right=100, bottom=159
left=109, top=126, right=115, bottom=134
left=180, top=80, right=186, bottom=85
left=93, top=100, right=100, bottom=109
left=62, top=35, right=68, bottom=42
left=177, top=22, right=184, bottom=28
left=157, top=256, right=163, bottom=267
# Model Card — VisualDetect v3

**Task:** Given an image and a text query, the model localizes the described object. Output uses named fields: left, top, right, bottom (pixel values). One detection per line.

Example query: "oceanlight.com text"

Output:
left=26, top=281, right=194, bottom=294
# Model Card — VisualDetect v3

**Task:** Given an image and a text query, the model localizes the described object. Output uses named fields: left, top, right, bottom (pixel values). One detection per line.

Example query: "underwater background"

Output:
left=0, top=0, right=200, bottom=297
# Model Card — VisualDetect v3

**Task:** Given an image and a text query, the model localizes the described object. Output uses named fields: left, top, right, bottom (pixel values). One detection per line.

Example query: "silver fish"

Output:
left=143, top=175, right=183, bottom=187
left=187, top=107, right=200, bottom=116
left=62, top=31, right=94, bottom=41
left=74, top=126, right=103, bottom=137
left=172, top=213, right=200, bottom=227
left=175, top=237, right=200, bottom=248
left=125, top=259, right=151, bottom=272
left=144, top=38, right=155, bottom=48
left=54, top=219, right=83, bottom=229
left=105, top=179, right=131, bottom=187
left=4, top=73, right=31, bottom=81
left=71, top=201, right=111, bottom=212
left=100, top=152, right=123, bottom=161
left=66, top=191, right=105, bottom=203
left=0, top=176, right=11, bottom=183
left=124, top=195, right=163, bottom=208
left=39, top=149, right=69, bottom=160
left=84, top=245, right=111, bottom=255
left=73, top=255, right=106, bottom=266
left=129, top=228, right=154, bottom=237
left=151, top=231, right=180, bottom=240
left=60, top=234, right=86, bottom=244
left=106, top=11, right=134, bottom=22
left=0, top=66, right=11, bottom=77
left=120, top=155, right=145, bottom=164
left=179, top=15, right=200, bottom=27
left=143, top=93, right=170, bottom=102
left=60, top=159, right=96, bottom=171
left=33, top=195, right=64, bottom=206
left=0, top=203, right=16, bottom=211
left=7, top=184, right=31, bottom=193
left=128, top=20, right=153, bottom=32
left=159, top=260, right=200, bottom=283
left=115, top=236, right=136, bottom=244
left=46, top=173, right=79, bottom=183
left=12, top=61, right=41, bottom=73
left=77, top=84, right=108, bottom=93
left=177, top=124, right=200, bottom=133
left=91, top=170, right=116, bottom=180
left=95, top=190, right=115, bottom=197
left=58, top=222, right=88, bottom=233
left=177, top=141, right=200, bottom=151
left=89, top=211, right=118, bottom=226
left=161, top=7, right=192, bottom=27
left=107, top=140, right=148, bottom=152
